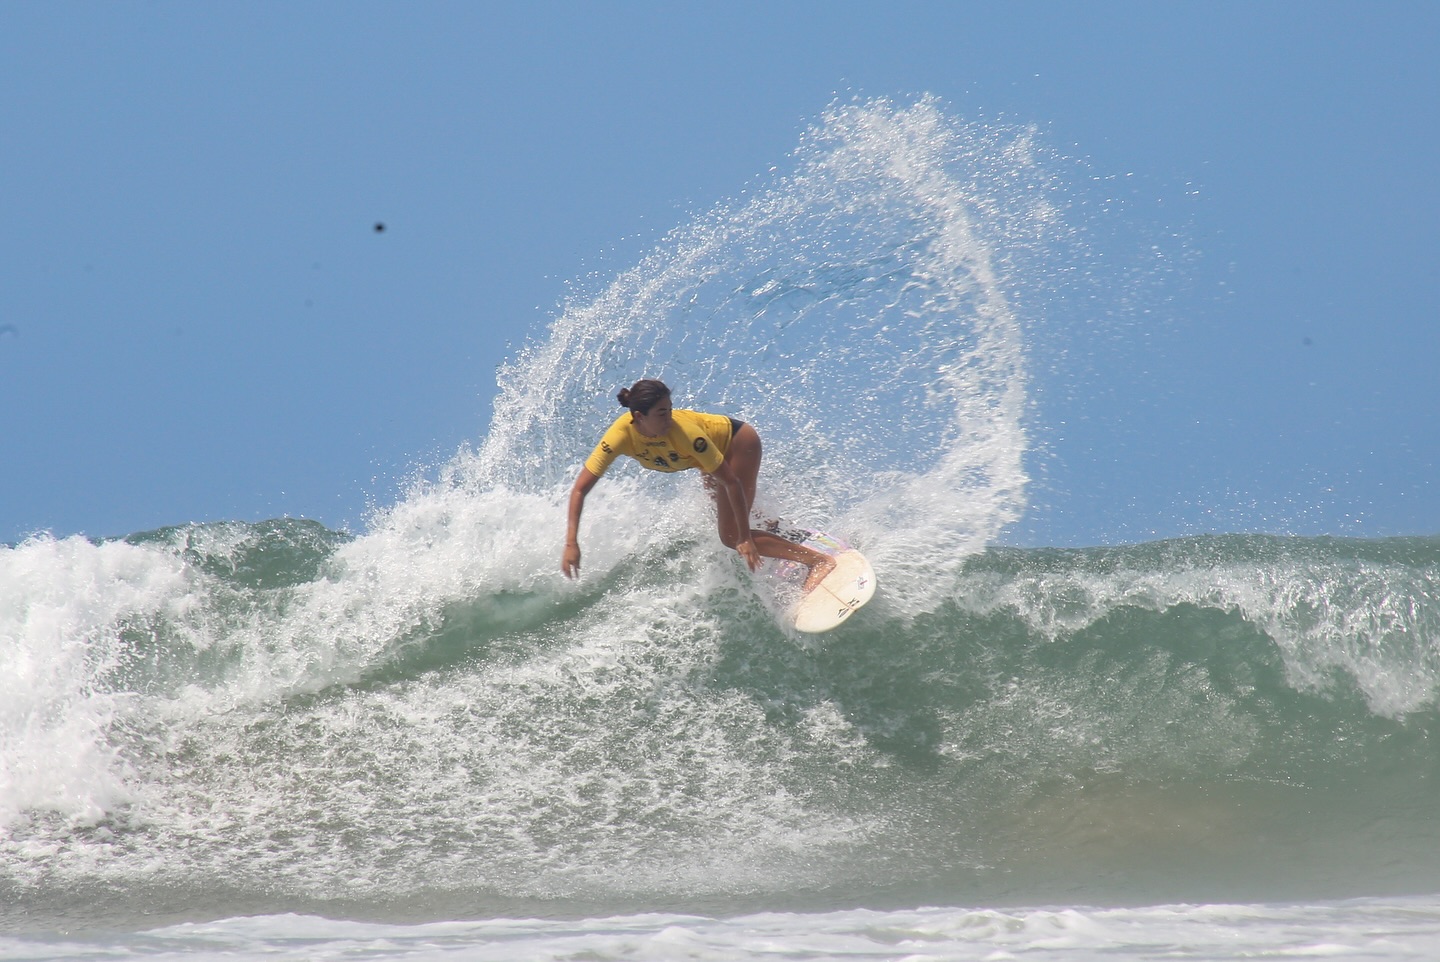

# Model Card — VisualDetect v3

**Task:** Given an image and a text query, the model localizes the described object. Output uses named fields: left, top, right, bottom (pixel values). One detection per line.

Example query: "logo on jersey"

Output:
left=693, top=437, right=709, bottom=453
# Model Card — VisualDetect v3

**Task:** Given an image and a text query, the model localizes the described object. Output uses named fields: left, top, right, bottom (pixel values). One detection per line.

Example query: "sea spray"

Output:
left=458, top=97, right=1067, bottom=612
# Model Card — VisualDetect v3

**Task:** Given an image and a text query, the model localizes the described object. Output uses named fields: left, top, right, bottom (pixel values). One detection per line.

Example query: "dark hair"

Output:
left=617, top=378, right=671, bottom=414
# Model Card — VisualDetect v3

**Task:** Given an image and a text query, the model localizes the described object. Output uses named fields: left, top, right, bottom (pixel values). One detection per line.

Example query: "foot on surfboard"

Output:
left=755, top=518, right=878, bottom=633
left=802, top=555, right=837, bottom=593
left=793, top=548, right=876, bottom=633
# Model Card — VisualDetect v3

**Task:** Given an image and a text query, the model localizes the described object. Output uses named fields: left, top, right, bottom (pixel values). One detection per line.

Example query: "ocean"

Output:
left=5, top=98, right=1439, bottom=960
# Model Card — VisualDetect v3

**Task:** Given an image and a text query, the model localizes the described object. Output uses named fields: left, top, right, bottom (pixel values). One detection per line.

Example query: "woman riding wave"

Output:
left=561, top=379, right=836, bottom=590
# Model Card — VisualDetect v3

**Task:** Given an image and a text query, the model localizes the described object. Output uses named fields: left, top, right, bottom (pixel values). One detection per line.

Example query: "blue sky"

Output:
left=3, top=1, right=1436, bottom=546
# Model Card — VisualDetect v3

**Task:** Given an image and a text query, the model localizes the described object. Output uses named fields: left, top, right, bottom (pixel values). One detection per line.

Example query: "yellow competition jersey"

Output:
left=584, top=409, right=735, bottom=477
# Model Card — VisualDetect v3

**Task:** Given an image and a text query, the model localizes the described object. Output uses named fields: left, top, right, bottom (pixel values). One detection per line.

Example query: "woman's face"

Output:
left=631, top=400, right=674, bottom=438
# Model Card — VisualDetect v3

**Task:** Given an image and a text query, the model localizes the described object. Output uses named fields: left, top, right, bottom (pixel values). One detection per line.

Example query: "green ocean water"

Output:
left=4, top=519, right=1438, bottom=933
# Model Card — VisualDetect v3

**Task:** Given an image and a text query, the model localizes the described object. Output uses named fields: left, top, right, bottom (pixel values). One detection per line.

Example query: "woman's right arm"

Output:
left=561, top=467, right=600, bottom=578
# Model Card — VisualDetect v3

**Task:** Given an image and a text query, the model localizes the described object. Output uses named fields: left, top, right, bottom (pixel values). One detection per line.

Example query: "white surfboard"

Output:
left=759, top=521, right=877, bottom=633
left=793, top=547, right=877, bottom=633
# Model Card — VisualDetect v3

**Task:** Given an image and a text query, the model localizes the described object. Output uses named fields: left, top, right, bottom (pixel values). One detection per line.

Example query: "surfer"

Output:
left=561, top=378, right=837, bottom=591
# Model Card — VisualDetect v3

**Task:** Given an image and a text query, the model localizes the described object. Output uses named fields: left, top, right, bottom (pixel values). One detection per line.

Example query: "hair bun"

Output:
left=617, top=378, right=670, bottom=414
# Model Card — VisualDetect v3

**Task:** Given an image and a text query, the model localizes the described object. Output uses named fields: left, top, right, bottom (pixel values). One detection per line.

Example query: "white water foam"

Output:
left=0, top=534, right=194, bottom=829
left=8, top=897, right=1440, bottom=961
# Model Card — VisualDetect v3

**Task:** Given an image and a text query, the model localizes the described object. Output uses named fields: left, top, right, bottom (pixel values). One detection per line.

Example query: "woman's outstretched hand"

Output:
left=562, top=542, right=582, bottom=579
left=736, top=538, right=761, bottom=572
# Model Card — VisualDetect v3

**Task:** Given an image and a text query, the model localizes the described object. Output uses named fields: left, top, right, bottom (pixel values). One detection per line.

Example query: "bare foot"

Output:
left=802, top=555, right=837, bottom=593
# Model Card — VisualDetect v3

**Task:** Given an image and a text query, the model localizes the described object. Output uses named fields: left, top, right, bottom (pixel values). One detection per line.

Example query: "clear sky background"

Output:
left=3, top=1, right=1436, bottom=547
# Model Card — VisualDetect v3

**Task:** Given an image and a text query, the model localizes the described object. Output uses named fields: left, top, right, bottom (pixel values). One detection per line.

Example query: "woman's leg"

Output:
left=710, top=423, right=836, bottom=590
